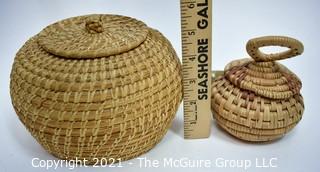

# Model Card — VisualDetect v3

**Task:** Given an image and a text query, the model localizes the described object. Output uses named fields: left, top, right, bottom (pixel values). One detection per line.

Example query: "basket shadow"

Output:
left=169, top=114, right=184, bottom=138
left=7, top=110, right=52, bottom=158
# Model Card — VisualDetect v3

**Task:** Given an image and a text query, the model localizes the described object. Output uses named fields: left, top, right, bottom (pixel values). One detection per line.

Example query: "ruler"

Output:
left=180, top=0, right=212, bottom=139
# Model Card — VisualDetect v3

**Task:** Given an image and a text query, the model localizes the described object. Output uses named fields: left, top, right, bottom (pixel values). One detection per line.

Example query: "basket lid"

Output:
left=224, top=36, right=304, bottom=99
left=37, top=14, right=149, bottom=59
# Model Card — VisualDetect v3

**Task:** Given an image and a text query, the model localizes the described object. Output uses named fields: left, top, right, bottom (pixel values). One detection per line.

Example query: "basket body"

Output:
left=212, top=59, right=304, bottom=142
left=10, top=14, right=182, bottom=163
left=211, top=36, right=305, bottom=142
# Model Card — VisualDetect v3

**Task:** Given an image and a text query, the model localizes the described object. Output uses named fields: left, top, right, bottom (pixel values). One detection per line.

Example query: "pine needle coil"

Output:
left=10, top=14, right=182, bottom=163
left=211, top=36, right=304, bottom=142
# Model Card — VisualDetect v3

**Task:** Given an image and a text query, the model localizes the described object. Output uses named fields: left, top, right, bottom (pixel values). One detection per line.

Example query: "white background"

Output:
left=1, top=0, right=320, bottom=172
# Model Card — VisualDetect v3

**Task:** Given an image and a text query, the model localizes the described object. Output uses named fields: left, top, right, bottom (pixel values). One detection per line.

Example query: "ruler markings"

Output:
left=180, top=0, right=212, bottom=139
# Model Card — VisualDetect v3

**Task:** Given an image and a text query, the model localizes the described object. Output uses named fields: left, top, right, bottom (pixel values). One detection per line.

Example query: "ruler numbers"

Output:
left=180, top=0, right=212, bottom=139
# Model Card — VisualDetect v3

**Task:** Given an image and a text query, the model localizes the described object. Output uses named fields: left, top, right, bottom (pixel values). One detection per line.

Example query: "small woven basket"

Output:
left=10, top=14, right=182, bottom=163
left=211, top=36, right=304, bottom=142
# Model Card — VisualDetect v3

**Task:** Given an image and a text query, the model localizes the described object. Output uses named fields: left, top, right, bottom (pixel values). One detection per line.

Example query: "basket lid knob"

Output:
left=85, top=20, right=104, bottom=34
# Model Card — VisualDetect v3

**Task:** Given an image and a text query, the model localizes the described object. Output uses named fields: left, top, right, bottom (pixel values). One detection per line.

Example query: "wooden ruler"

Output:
left=180, top=0, right=212, bottom=139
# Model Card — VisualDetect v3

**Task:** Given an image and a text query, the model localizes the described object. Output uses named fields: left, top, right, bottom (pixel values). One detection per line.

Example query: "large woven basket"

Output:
left=10, top=14, right=182, bottom=163
left=211, top=36, right=304, bottom=142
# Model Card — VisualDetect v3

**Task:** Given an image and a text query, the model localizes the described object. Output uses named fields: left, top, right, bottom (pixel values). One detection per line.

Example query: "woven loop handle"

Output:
left=246, top=36, right=304, bottom=62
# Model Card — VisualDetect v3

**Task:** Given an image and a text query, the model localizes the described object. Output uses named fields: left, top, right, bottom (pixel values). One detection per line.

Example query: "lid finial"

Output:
left=85, top=20, right=104, bottom=34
